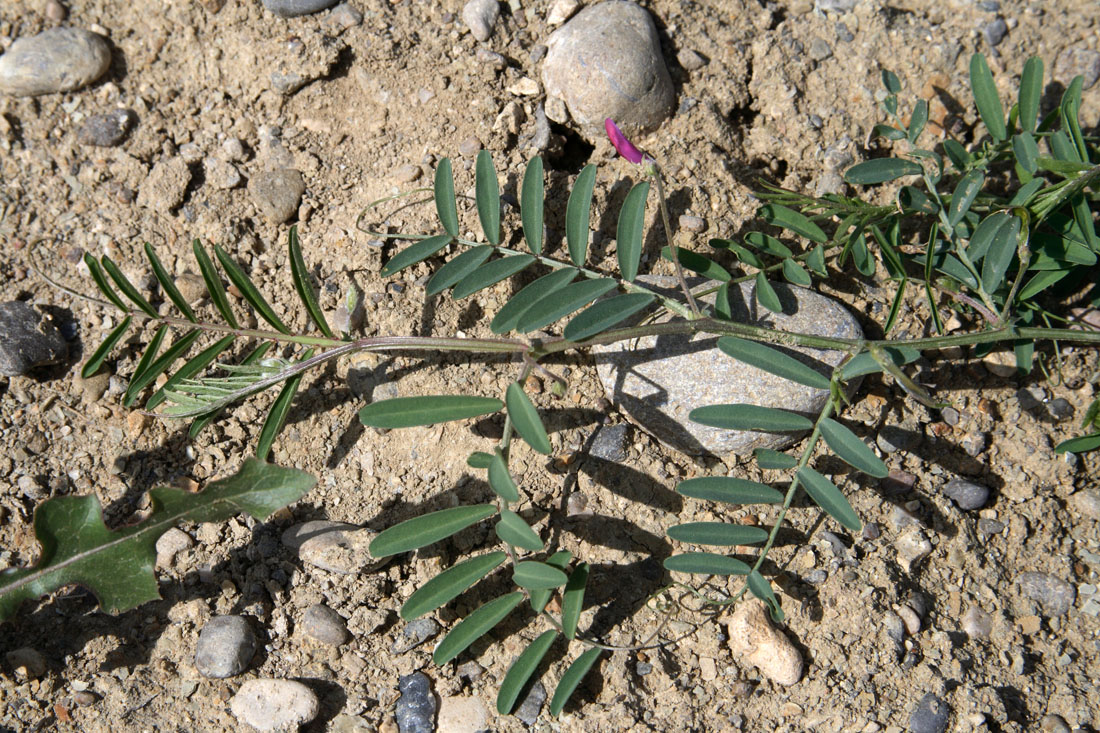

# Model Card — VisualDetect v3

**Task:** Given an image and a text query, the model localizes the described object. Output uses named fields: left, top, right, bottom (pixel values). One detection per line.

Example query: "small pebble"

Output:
left=458, top=136, right=481, bottom=157
left=204, top=157, right=242, bottom=190
left=0, top=301, right=68, bottom=376
left=137, top=157, right=192, bottom=211
left=437, top=695, right=488, bottom=733
left=898, top=605, right=921, bottom=635
left=589, top=424, right=629, bottom=462
left=303, top=604, right=349, bottom=645
left=876, top=425, right=920, bottom=454
left=727, top=600, right=802, bottom=685
left=262, top=0, right=338, bottom=17
left=895, top=528, right=932, bottom=572
left=194, top=615, right=257, bottom=678
left=249, top=168, right=306, bottom=224
left=299, top=526, right=387, bottom=574
left=476, top=49, right=506, bottom=70
left=1045, top=398, right=1073, bottom=422
left=45, top=0, right=67, bottom=21
left=982, top=17, right=1008, bottom=47
left=835, top=21, right=854, bottom=42
left=1039, top=714, right=1072, bottom=733
left=396, top=672, right=436, bottom=733
left=547, top=0, right=581, bottom=26
left=72, top=690, right=97, bottom=706
left=816, top=0, right=857, bottom=10
left=1071, top=489, right=1100, bottom=520
left=462, top=0, right=500, bottom=42
left=808, top=37, right=832, bottom=61
left=1054, top=47, right=1100, bottom=89
left=391, top=618, right=441, bottom=653
left=5, top=648, right=47, bottom=678
left=883, top=612, right=905, bottom=644
left=155, top=527, right=194, bottom=566
left=77, top=109, right=136, bottom=147
left=977, top=518, right=1004, bottom=536
left=514, top=680, right=546, bottom=726
left=961, top=606, right=992, bottom=639
left=393, top=164, right=423, bottom=183
left=328, top=2, right=363, bottom=28
left=862, top=522, right=881, bottom=540
left=943, top=478, right=989, bottom=511
left=677, top=48, right=707, bottom=71
left=1017, top=572, right=1076, bottom=617
left=679, top=215, right=706, bottom=233
left=230, top=679, right=319, bottom=731
left=0, top=27, right=111, bottom=97
left=909, top=693, right=950, bottom=733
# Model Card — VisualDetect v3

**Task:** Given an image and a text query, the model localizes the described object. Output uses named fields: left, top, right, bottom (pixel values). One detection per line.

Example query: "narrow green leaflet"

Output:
left=844, top=158, right=923, bottom=184
left=369, top=505, right=498, bottom=558
left=530, top=550, right=572, bottom=613
left=433, top=592, right=524, bottom=665
left=966, top=212, right=1010, bottom=263
left=83, top=253, right=128, bottom=312
left=358, top=395, right=503, bottom=428
left=401, top=551, right=507, bottom=620
left=256, top=348, right=313, bottom=461
left=757, top=204, right=827, bottom=243
left=122, top=330, right=201, bottom=407
left=123, top=325, right=167, bottom=406
left=881, top=69, right=901, bottom=94
left=490, top=267, right=578, bottom=334
left=981, top=214, right=1022, bottom=293
left=744, top=232, right=793, bottom=258
left=505, top=382, right=551, bottom=454
left=380, top=234, right=452, bottom=277
left=427, top=245, right=493, bottom=296
left=515, top=278, right=617, bottom=333
left=561, top=563, right=588, bottom=640
left=747, top=569, right=784, bottom=622
left=215, top=245, right=289, bottom=334
left=488, top=451, right=520, bottom=502
left=690, top=404, right=813, bottom=432
left=453, top=255, right=536, bottom=299
left=550, top=649, right=603, bottom=717
left=1013, top=133, right=1039, bottom=175
left=661, top=247, right=730, bottom=282
left=754, top=448, right=798, bottom=470
left=497, top=630, right=558, bottom=714
left=943, top=139, right=971, bottom=172
left=806, top=244, right=827, bottom=277
left=521, top=156, right=544, bottom=255
left=797, top=467, right=861, bottom=532
left=782, top=258, right=812, bottom=287
left=676, top=476, right=783, bottom=504
left=1018, top=56, right=1043, bottom=133
left=1017, top=269, right=1068, bottom=300
left=970, top=52, right=1005, bottom=141
left=193, top=240, right=238, bottom=328
left=563, top=293, right=654, bottom=342
left=1055, top=433, right=1100, bottom=454
left=147, top=335, right=236, bottom=410
left=818, top=418, right=888, bottom=478
left=717, top=337, right=831, bottom=390
left=288, top=227, right=333, bottom=338
left=755, top=272, right=782, bottom=313
left=495, top=509, right=544, bottom=551
left=616, top=180, right=650, bottom=281
left=81, top=316, right=132, bottom=378
left=434, top=157, right=459, bottom=237
left=0, top=459, right=315, bottom=622
left=714, top=283, right=732, bottom=320
left=513, top=561, right=569, bottom=590
left=666, top=523, right=769, bottom=546
left=101, top=257, right=158, bottom=318
left=872, top=123, right=906, bottom=141
left=908, top=99, right=928, bottom=143
left=144, top=243, right=196, bottom=322
left=663, top=553, right=750, bottom=575
left=476, top=150, right=501, bottom=246
left=947, top=170, right=985, bottom=227
left=566, top=163, right=597, bottom=266
left=466, top=451, right=494, bottom=469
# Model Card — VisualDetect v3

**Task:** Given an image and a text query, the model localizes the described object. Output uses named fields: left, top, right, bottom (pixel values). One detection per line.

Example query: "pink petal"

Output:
left=604, top=118, right=644, bottom=164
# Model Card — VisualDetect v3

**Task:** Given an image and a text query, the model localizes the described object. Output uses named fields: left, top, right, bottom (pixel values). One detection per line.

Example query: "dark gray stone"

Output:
left=943, top=478, right=989, bottom=511
left=262, top=0, right=338, bottom=17
left=0, top=301, right=68, bottom=376
left=194, top=615, right=257, bottom=678
left=514, top=680, right=546, bottom=725
left=1046, top=398, right=1074, bottom=422
left=1017, top=572, right=1076, bottom=617
left=977, top=518, right=1004, bottom=536
left=876, top=425, right=920, bottom=454
left=391, top=618, right=441, bottom=653
left=302, top=604, right=348, bottom=645
left=590, top=424, right=629, bottom=462
left=248, top=168, right=305, bottom=223
left=0, top=28, right=111, bottom=97
left=396, top=672, right=436, bottom=733
left=909, top=693, right=950, bottom=733
left=77, top=109, right=136, bottom=147
left=982, top=18, right=1008, bottom=47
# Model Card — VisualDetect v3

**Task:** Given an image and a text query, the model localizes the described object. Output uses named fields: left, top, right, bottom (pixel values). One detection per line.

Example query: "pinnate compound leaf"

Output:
left=970, top=52, right=1005, bottom=141
left=757, top=204, right=827, bottom=243
left=123, top=330, right=201, bottom=407
left=754, top=272, right=782, bottom=313
left=476, top=150, right=501, bottom=245
left=453, top=255, right=536, bottom=299
left=434, top=157, right=460, bottom=237
left=529, top=550, right=572, bottom=613
left=358, top=395, right=503, bottom=429
left=256, top=348, right=312, bottom=462
left=369, top=505, right=498, bottom=558
left=401, top=551, right=507, bottom=621
left=513, top=561, right=568, bottom=590
left=187, top=342, right=273, bottom=439
left=666, top=522, right=769, bottom=546
left=147, top=335, right=235, bottom=410
left=381, top=234, right=452, bottom=278
left=844, top=158, right=923, bottom=184
left=660, top=247, right=730, bottom=282
left=676, top=477, right=783, bottom=505
left=0, top=459, right=315, bottom=622
left=566, top=164, right=597, bottom=266
left=562, top=563, right=588, bottom=640
left=521, top=156, right=544, bottom=255
left=495, top=509, right=544, bottom=551
left=1018, top=56, right=1043, bottom=133
left=550, top=648, right=603, bottom=717
left=616, top=180, right=650, bottom=281
left=818, top=418, right=888, bottom=478
left=690, top=404, right=813, bottom=432
left=506, top=382, right=551, bottom=455
left=433, top=592, right=524, bottom=665
left=563, top=293, right=654, bottom=342
left=193, top=239, right=238, bottom=328
left=288, top=227, right=333, bottom=338
left=797, top=467, right=861, bottom=532
left=754, top=448, right=798, bottom=470
left=82, top=316, right=132, bottom=379
left=490, top=268, right=577, bottom=334
left=124, top=325, right=168, bottom=406
left=717, top=337, right=831, bottom=390
left=488, top=451, right=520, bottom=502
left=144, top=243, right=197, bottom=322
left=215, top=245, right=289, bottom=334
left=747, top=569, right=784, bottom=622
left=515, top=278, right=618, bottom=333
left=101, top=257, right=158, bottom=318
left=83, top=253, right=128, bottom=312
left=663, top=552, right=751, bottom=575
left=497, top=630, right=558, bottom=715
left=427, top=245, right=493, bottom=296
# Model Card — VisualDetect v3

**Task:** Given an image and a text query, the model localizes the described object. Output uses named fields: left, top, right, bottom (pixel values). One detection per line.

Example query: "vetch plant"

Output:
left=3, top=53, right=1098, bottom=716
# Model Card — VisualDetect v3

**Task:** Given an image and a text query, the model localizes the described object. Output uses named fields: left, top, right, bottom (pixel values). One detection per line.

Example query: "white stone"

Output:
left=727, top=600, right=802, bottom=686
left=230, top=679, right=319, bottom=731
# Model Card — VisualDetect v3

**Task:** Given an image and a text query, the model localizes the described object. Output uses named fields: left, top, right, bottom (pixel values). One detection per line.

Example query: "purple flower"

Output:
left=605, top=118, right=645, bottom=164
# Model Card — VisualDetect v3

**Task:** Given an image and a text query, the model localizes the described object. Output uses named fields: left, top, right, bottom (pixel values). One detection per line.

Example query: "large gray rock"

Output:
left=593, top=277, right=862, bottom=456
left=0, top=28, right=111, bottom=97
left=0, top=301, right=68, bottom=376
left=542, top=1, right=674, bottom=138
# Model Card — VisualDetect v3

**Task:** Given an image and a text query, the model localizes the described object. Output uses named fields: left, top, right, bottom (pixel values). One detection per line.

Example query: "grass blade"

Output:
left=663, top=552, right=750, bottom=575
left=515, top=278, right=617, bottom=333
left=476, top=150, right=501, bottom=245
left=488, top=451, right=520, bottom=502
left=426, top=245, right=493, bottom=296
left=1018, top=56, right=1043, bottom=133
left=563, top=293, right=654, bottom=342
left=676, top=476, right=783, bottom=504
left=214, top=245, right=289, bottom=334
left=689, top=404, right=813, bottom=432
left=381, top=234, right=452, bottom=278
left=123, top=325, right=168, bottom=406
left=144, top=243, right=196, bottom=322
left=550, top=648, right=603, bottom=717
left=616, top=180, right=650, bottom=281
left=402, top=551, right=507, bottom=621
left=521, top=156, right=544, bottom=255
left=81, top=316, right=132, bottom=378
left=818, top=418, right=888, bottom=477
left=497, top=630, right=558, bottom=715
left=255, top=348, right=312, bottom=461
left=288, top=227, right=333, bottom=338
left=433, top=591, right=524, bottom=665
left=359, top=395, right=503, bottom=428
left=490, top=268, right=577, bottom=334
left=566, top=164, right=597, bottom=266
left=83, top=253, right=128, bottom=312
left=561, top=563, right=588, bottom=640
left=970, top=52, right=1005, bottom=141
left=717, top=336, right=831, bottom=390
left=453, top=255, right=536, bottom=300
left=506, top=381, right=551, bottom=455
left=755, top=272, right=782, bottom=313
left=530, top=551, right=572, bottom=613
left=666, top=523, right=769, bottom=546
left=495, top=509, right=544, bottom=551
left=193, top=240, right=237, bottom=328
left=797, top=467, right=861, bottom=532
left=101, top=257, right=157, bottom=318
left=513, top=561, right=568, bottom=590
left=370, top=505, right=498, bottom=558
left=757, top=204, right=827, bottom=243
left=435, top=157, right=459, bottom=237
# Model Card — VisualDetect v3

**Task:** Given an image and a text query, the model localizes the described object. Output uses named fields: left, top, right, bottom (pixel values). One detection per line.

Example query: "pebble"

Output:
left=249, top=168, right=306, bottom=224
left=862, top=522, right=881, bottom=540
left=514, top=680, right=546, bottom=725
left=816, top=0, right=857, bottom=10
left=547, top=0, right=581, bottom=26
left=895, top=528, right=932, bottom=572
left=261, top=0, right=338, bottom=17
left=462, top=0, right=500, bottom=42
left=475, top=48, right=506, bottom=70
left=982, top=18, right=1008, bottom=47
left=0, top=301, right=68, bottom=376
left=679, top=215, right=706, bottom=233
left=391, top=617, right=441, bottom=653
left=808, top=37, right=832, bottom=61
left=5, top=647, right=47, bottom=678
left=876, top=425, right=920, bottom=454
left=79, top=369, right=111, bottom=402
left=230, top=679, right=319, bottom=731
left=1039, top=714, right=1072, bottom=733
left=961, top=606, right=992, bottom=639
left=0, top=27, right=111, bottom=97
left=222, top=137, right=247, bottom=162
left=1045, top=398, right=1073, bottom=422
left=298, top=525, right=387, bottom=574
left=506, top=77, right=540, bottom=96
left=328, top=3, right=363, bottom=28
left=204, top=157, right=242, bottom=190
left=593, top=276, right=862, bottom=455
left=194, top=615, right=257, bottom=678
left=437, top=695, right=488, bottom=733
left=908, top=693, right=950, bottom=733
left=727, top=600, right=802, bottom=686
left=835, top=21, right=854, bottom=42
left=677, top=48, right=707, bottom=71
left=457, top=136, right=481, bottom=157
left=1071, top=489, right=1100, bottom=520
left=393, top=164, right=423, bottom=183
left=942, top=478, right=989, bottom=511
left=897, top=605, right=921, bottom=636
left=155, top=527, right=194, bottom=566
left=1017, top=572, right=1076, bottom=617
left=77, top=109, right=136, bottom=147
left=283, top=520, right=356, bottom=548
left=982, top=350, right=1017, bottom=377
left=1054, top=47, right=1100, bottom=89
left=303, top=604, right=348, bottom=645
left=137, top=157, right=192, bottom=211
left=589, top=424, right=630, bottom=462
left=396, top=672, right=436, bottom=733
left=977, top=518, right=1004, bottom=536
left=542, top=1, right=675, bottom=137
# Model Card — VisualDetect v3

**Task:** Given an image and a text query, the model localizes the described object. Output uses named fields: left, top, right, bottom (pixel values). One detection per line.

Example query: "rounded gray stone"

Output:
left=230, top=679, right=319, bottom=731
left=249, top=168, right=305, bottom=224
left=302, top=604, right=348, bottom=645
left=942, top=478, right=989, bottom=511
left=0, top=301, right=68, bottom=376
left=194, top=615, right=257, bottom=678
left=909, top=693, right=949, bottom=733
left=261, top=0, right=339, bottom=17
left=77, top=109, right=136, bottom=147
left=592, top=277, right=862, bottom=456
left=0, top=27, right=111, bottom=97
left=391, top=617, right=441, bottom=654
left=297, top=525, right=387, bottom=574
left=396, top=672, right=436, bottom=733
left=462, top=0, right=500, bottom=42
left=1071, top=489, right=1100, bottom=520
left=1017, top=572, right=1076, bottom=617
left=542, top=0, right=675, bottom=138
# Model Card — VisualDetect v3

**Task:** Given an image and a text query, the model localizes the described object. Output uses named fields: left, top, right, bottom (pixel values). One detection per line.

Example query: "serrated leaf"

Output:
left=844, top=158, right=923, bottom=185
left=1018, top=56, right=1043, bottom=134
left=758, top=204, right=827, bottom=243
left=530, top=550, right=572, bottom=614
left=690, top=404, right=813, bottom=432
left=506, top=382, right=551, bottom=455
left=515, top=278, right=618, bottom=333
left=1054, top=433, right=1100, bottom=454
left=797, top=467, right=861, bottom=532
left=256, top=347, right=312, bottom=461
left=561, top=563, right=588, bottom=640
left=755, top=272, right=782, bottom=313
left=661, top=247, right=730, bottom=282
left=381, top=234, right=452, bottom=278
left=676, top=477, right=783, bottom=504
left=476, top=150, right=501, bottom=246
left=370, top=505, right=498, bottom=558
left=453, top=255, right=536, bottom=299
left=144, top=243, right=197, bottom=323
left=717, top=337, right=831, bottom=390
left=358, top=395, right=503, bottom=429
left=101, top=257, right=158, bottom=318
left=663, top=552, right=751, bottom=575
left=563, top=293, right=655, bottom=342
left=908, top=99, right=928, bottom=143
left=754, top=448, right=798, bottom=470
left=521, top=156, right=544, bottom=255
left=496, top=509, right=544, bottom=551
left=288, top=227, right=333, bottom=338
left=970, top=52, right=1005, bottom=142
left=616, top=180, right=650, bottom=282
left=947, top=170, right=985, bottom=227
left=147, top=334, right=235, bottom=410
left=435, top=157, right=459, bottom=237
left=666, top=523, right=769, bottom=546
left=83, top=253, right=128, bottom=312
left=402, top=551, right=507, bottom=621
left=426, top=245, right=493, bottom=296
left=744, top=232, right=794, bottom=258
left=781, top=258, right=812, bottom=287
left=81, top=316, right=132, bottom=379
left=550, top=648, right=602, bottom=717
left=497, top=630, right=558, bottom=715
left=818, top=418, right=888, bottom=478
left=124, top=325, right=168, bottom=406
left=981, top=213, right=1021, bottom=292
left=488, top=451, right=520, bottom=502
left=806, top=244, right=827, bottom=276
left=490, top=267, right=578, bottom=334
left=433, top=591, right=524, bottom=665
left=566, top=164, right=597, bottom=266
left=215, top=245, right=289, bottom=334
left=513, top=561, right=569, bottom=590
left=123, top=330, right=201, bottom=407
left=0, top=459, right=315, bottom=622
left=193, top=240, right=238, bottom=328
left=747, top=569, right=784, bottom=622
